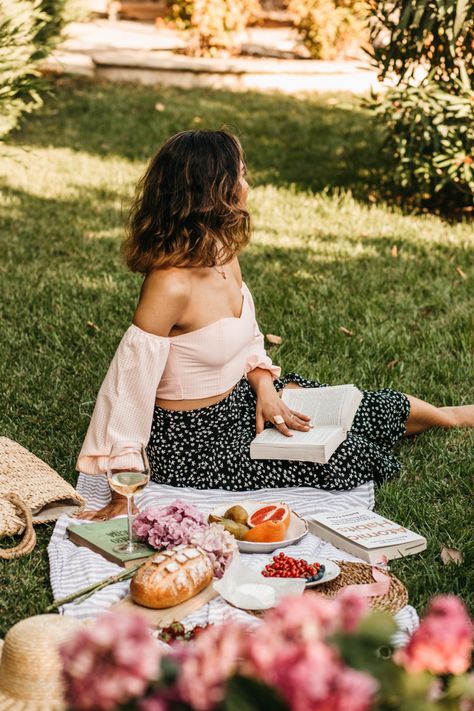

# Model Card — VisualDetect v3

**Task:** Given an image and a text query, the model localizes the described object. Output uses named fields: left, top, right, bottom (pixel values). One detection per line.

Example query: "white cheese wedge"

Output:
left=233, top=583, right=275, bottom=609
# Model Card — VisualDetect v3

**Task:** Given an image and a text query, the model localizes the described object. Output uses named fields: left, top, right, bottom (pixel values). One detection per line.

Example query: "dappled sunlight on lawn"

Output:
left=7, top=78, right=382, bottom=200
left=0, top=76, right=472, bottom=632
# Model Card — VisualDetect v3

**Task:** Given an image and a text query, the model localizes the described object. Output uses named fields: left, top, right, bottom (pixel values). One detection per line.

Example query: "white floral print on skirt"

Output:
left=147, top=373, right=411, bottom=491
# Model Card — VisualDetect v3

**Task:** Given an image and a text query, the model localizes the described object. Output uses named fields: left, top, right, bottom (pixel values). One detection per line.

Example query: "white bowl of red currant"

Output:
left=261, top=552, right=341, bottom=588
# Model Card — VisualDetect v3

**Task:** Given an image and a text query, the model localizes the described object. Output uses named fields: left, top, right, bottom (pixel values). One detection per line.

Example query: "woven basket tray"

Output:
left=311, top=561, right=408, bottom=613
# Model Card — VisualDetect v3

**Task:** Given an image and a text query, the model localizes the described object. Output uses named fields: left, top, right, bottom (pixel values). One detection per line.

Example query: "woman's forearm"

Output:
left=246, top=367, right=276, bottom=395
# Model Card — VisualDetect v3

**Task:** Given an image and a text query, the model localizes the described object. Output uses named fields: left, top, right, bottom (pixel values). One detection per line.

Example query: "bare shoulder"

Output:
left=228, top=256, right=243, bottom=286
left=133, top=268, right=191, bottom=336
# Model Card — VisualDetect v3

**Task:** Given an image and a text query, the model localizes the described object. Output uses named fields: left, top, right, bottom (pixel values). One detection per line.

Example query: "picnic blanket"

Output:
left=48, top=475, right=419, bottom=645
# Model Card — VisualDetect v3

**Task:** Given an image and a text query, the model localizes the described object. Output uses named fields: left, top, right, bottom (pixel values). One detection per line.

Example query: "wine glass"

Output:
left=107, top=440, right=150, bottom=554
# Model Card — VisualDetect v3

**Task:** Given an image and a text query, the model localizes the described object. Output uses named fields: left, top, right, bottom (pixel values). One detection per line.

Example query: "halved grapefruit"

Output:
left=247, top=503, right=290, bottom=532
left=243, top=520, right=286, bottom=543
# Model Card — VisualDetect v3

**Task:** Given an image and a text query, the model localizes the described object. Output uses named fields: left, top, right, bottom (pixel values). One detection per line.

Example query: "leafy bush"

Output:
left=167, top=0, right=261, bottom=55
left=368, top=0, right=474, bottom=84
left=0, top=0, right=66, bottom=139
left=368, top=71, right=474, bottom=209
left=366, top=0, right=474, bottom=213
left=288, top=0, right=367, bottom=60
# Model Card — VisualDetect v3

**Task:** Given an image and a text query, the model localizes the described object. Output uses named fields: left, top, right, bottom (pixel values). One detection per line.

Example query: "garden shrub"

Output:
left=288, top=0, right=367, bottom=60
left=368, top=71, right=474, bottom=208
left=366, top=0, right=474, bottom=213
left=167, top=0, right=261, bottom=55
left=0, top=0, right=66, bottom=138
left=368, top=0, right=474, bottom=84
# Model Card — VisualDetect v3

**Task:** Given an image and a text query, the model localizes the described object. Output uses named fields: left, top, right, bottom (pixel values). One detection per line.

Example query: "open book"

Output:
left=250, top=385, right=363, bottom=464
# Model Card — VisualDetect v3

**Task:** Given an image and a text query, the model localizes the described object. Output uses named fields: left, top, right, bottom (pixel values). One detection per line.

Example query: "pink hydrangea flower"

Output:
left=243, top=593, right=376, bottom=711
left=394, top=595, right=474, bottom=675
left=245, top=634, right=376, bottom=711
left=175, top=622, right=247, bottom=711
left=337, top=589, right=370, bottom=633
left=139, top=696, right=170, bottom=711
left=191, top=523, right=238, bottom=578
left=61, top=613, right=161, bottom=710
left=253, top=593, right=340, bottom=647
left=133, top=499, right=207, bottom=549
left=326, top=666, right=378, bottom=711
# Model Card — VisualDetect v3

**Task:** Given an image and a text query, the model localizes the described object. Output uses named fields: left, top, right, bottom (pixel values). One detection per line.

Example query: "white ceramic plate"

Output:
left=210, top=500, right=308, bottom=554
left=304, top=558, right=341, bottom=587
left=260, top=557, right=341, bottom=587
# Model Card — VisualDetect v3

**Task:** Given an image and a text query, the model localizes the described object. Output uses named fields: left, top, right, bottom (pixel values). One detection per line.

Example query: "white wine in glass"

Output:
left=107, top=441, right=150, bottom=554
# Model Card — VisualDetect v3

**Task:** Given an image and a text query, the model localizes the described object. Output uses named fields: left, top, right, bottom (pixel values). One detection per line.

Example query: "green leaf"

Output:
left=222, top=675, right=289, bottom=711
left=454, top=0, right=470, bottom=37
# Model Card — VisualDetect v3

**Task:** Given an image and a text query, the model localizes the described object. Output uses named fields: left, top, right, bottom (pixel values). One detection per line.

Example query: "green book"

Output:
left=67, top=517, right=155, bottom=568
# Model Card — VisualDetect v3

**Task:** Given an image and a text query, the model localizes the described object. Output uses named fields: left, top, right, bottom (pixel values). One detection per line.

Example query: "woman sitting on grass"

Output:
left=77, top=129, right=474, bottom=515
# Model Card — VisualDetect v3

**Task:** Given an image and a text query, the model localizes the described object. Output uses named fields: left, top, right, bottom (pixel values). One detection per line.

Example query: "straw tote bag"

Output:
left=0, top=437, right=85, bottom=559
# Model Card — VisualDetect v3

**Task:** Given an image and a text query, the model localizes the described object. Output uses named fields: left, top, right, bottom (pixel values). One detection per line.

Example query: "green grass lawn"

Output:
left=0, top=77, right=472, bottom=634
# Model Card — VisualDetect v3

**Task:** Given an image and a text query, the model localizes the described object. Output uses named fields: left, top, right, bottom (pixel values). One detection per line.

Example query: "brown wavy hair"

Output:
left=123, top=130, right=251, bottom=274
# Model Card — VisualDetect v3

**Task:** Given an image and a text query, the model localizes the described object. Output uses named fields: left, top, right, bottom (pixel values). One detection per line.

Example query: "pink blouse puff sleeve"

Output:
left=243, top=286, right=281, bottom=381
left=76, top=325, right=170, bottom=475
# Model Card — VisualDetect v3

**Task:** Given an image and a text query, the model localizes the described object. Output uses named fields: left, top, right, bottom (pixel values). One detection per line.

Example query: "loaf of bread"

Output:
left=130, top=544, right=213, bottom=609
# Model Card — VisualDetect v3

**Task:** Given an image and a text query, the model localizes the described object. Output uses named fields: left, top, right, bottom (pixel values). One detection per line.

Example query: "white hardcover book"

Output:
left=250, top=385, right=363, bottom=464
left=308, top=507, right=427, bottom=563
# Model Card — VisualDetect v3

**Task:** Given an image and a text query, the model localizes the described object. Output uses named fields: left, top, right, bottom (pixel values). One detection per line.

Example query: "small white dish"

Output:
left=304, top=558, right=341, bottom=587
left=260, top=557, right=341, bottom=587
left=214, top=558, right=305, bottom=610
left=210, top=500, right=308, bottom=554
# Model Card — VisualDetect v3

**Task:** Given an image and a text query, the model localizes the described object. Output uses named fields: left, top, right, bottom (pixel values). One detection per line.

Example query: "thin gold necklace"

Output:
left=214, top=266, right=226, bottom=280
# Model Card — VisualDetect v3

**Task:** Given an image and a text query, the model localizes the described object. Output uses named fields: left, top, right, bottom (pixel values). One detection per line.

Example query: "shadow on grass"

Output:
left=0, top=195, right=472, bottom=628
left=1, top=184, right=471, bottom=469
left=7, top=76, right=390, bottom=202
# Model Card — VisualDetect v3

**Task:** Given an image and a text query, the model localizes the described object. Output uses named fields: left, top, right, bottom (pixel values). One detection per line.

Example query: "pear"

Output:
left=223, top=504, right=249, bottom=525
left=219, top=518, right=250, bottom=540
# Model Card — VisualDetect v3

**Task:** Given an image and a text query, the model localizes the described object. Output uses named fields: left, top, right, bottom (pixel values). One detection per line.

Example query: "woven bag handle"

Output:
left=0, top=493, right=36, bottom=559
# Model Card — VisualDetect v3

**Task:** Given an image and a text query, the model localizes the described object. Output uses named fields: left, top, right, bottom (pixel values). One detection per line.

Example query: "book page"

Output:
left=282, top=386, right=356, bottom=427
left=253, top=425, right=343, bottom=447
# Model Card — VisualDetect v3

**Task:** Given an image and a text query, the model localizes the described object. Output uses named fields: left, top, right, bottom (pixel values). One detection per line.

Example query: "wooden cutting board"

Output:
left=111, top=583, right=218, bottom=627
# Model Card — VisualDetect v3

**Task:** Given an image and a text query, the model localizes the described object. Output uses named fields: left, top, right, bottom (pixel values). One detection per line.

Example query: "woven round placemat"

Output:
left=311, top=561, right=408, bottom=613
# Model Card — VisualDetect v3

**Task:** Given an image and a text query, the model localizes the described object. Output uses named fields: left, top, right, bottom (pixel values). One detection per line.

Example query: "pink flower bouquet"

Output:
left=132, top=499, right=238, bottom=579
left=133, top=499, right=208, bottom=549
left=62, top=593, right=474, bottom=711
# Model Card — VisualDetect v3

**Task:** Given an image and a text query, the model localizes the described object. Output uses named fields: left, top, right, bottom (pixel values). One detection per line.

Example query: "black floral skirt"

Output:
left=147, top=373, right=410, bottom=491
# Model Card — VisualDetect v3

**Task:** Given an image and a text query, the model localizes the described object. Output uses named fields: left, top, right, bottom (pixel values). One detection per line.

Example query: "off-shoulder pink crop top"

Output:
left=77, top=282, right=280, bottom=474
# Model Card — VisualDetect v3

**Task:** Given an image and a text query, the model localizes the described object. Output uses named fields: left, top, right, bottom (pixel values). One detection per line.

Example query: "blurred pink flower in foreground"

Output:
left=394, top=595, right=474, bottom=675
left=248, top=591, right=369, bottom=652
left=139, top=697, right=170, bottom=711
left=337, top=589, right=370, bottom=633
left=176, top=621, right=247, bottom=711
left=245, top=596, right=376, bottom=711
left=60, top=613, right=160, bottom=711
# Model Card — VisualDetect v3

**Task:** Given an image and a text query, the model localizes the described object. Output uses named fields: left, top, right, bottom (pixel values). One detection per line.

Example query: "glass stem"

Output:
left=127, top=495, right=134, bottom=548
